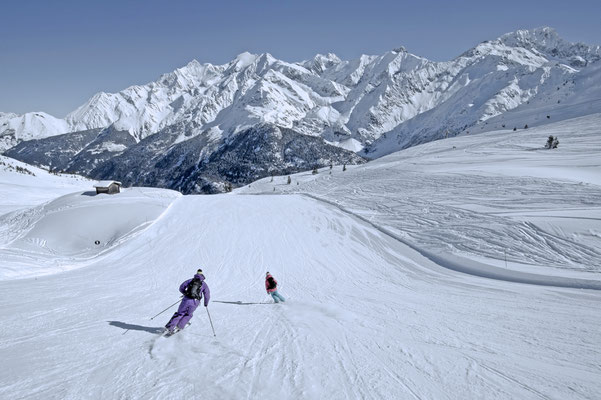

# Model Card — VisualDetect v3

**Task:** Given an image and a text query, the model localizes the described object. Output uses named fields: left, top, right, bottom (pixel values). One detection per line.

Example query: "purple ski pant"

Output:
left=166, top=297, right=200, bottom=330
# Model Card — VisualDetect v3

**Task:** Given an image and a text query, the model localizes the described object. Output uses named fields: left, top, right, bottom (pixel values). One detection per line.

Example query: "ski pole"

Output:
left=205, top=307, right=216, bottom=337
left=150, top=297, right=182, bottom=320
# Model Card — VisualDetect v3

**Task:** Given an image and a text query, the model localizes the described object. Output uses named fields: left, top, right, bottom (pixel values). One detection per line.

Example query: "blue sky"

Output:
left=1, top=0, right=600, bottom=117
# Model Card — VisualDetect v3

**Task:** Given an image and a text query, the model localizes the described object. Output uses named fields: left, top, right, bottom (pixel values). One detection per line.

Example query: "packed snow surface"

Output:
left=1, top=115, right=600, bottom=399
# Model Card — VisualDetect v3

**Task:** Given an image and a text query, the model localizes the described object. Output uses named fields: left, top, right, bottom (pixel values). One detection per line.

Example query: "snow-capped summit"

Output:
left=301, top=53, right=343, bottom=74
left=499, top=27, right=600, bottom=65
left=0, top=112, right=69, bottom=149
left=64, top=59, right=227, bottom=141
left=158, top=59, right=224, bottom=89
left=230, top=51, right=262, bottom=70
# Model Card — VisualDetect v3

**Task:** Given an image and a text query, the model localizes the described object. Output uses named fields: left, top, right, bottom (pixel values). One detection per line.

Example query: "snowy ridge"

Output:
left=0, top=112, right=69, bottom=149
left=499, top=27, right=600, bottom=65
left=65, top=60, right=228, bottom=141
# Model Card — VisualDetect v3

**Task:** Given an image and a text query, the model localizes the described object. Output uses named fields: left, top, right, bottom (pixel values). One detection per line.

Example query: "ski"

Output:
left=162, top=322, right=191, bottom=337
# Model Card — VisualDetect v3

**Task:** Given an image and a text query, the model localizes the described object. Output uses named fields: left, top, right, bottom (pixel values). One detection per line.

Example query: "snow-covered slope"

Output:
left=241, top=113, right=601, bottom=281
left=0, top=114, right=600, bottom=399
left=0, top=155, right=91, bottom=215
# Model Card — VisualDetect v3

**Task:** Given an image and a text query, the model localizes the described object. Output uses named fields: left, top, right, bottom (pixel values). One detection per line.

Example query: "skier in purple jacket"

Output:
left=165, top=269, right=210, bottom=334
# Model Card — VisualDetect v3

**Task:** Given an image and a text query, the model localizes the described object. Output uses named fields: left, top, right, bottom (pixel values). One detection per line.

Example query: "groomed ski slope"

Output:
left=1, top=114, right=600, bottom=399
left=1, top=194, right=599, bottom=399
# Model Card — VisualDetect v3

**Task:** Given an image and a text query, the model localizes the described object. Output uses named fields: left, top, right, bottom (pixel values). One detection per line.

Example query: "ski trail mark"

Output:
left=298, top=193, right=601, bottom=291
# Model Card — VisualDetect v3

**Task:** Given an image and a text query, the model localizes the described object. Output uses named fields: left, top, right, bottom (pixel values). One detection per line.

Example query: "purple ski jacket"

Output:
left=179, top=273, right=211, bottom=307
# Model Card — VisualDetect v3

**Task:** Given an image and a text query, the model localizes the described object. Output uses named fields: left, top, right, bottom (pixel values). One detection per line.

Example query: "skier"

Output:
left=265, top=272, right=286, bottom=303
left=165, top=269, right=210, bottom=334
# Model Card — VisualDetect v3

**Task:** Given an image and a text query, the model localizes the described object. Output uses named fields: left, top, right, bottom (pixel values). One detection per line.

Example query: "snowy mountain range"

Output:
left=2, top=27, right=600, bottom=192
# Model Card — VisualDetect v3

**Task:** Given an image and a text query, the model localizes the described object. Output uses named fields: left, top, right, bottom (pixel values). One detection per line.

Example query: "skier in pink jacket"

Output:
left=265, top=272, right=286, bottom=303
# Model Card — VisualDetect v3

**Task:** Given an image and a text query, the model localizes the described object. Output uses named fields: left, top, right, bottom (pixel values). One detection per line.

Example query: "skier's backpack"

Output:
left=185, top=278, right=203, bottom=300
left=267, top=276, right=277, bottom=290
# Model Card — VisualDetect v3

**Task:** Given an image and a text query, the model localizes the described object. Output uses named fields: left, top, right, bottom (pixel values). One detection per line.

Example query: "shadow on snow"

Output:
left=108, top=321, right=164, bottom=334
left=213, top=300, right=270, bottom=306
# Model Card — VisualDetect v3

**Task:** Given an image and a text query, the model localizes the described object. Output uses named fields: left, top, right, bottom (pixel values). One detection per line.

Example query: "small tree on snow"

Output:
left=312, top=167, right=318, bottom=175
left=545, top=135, right=559, bottom=149
left=343, top=164, right=347, bottom=171
left=287, top=175, right=291, bottom=184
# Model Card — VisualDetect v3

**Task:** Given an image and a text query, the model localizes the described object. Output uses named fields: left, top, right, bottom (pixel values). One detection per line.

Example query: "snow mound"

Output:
left=0, top=187, right=181, bottom=279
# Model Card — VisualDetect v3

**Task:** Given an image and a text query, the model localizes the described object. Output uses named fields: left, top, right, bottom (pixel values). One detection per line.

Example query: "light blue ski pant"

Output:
left=270, top=291, right=286, bottom=303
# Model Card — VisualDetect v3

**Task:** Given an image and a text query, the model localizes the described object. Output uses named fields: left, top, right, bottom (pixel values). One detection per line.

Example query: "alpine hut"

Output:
left=94, top=180, right=122, bottom=195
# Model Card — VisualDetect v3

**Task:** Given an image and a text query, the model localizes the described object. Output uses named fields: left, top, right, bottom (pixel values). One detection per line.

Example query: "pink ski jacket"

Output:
left=265, top=274, right=278, bottom=293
